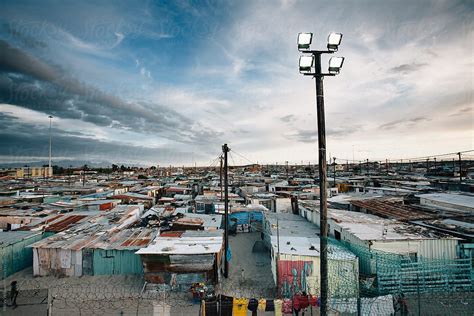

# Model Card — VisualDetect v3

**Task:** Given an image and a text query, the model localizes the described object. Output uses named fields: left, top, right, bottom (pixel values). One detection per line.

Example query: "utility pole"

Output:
left=285, top=161, right=289, bottom=181
left=453, top=158, right=456, bottom=177
left=219, top=156, right=223, bottom=201
left=82, top=165, right=86, bottom=187
left=222, top=144, right=230, bottom=278
left=366, top=159, right=369, bottom=175
left=333, top=157, right=336, bottom=187
left=458, top=152, right=462, bottom=182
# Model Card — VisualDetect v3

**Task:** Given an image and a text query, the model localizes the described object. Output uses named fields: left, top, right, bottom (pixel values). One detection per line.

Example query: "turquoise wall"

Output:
left=92, top=249, right=143, bottom=275
left=0, top=233, right=44, bottom=279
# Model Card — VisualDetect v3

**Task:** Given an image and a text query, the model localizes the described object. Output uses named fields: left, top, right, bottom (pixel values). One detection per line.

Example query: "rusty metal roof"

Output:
left=350, top=199, right=436, bottom=221
left=45, top=215, right=88, bottom=232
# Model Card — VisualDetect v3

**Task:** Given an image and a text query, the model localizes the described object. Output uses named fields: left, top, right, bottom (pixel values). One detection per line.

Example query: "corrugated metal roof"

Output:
left=350, top=199, right=435, bottom=221
left=136, top=234, right=223, bottom=255
left=0, top=231, right=42, bottom=248
left=45, top=215, right=87, bottom=232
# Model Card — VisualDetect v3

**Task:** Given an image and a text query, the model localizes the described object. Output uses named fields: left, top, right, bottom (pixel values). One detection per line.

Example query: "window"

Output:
left=408, top=252, right=418, bottom=262
left=334, top=230, right=341, bottom=240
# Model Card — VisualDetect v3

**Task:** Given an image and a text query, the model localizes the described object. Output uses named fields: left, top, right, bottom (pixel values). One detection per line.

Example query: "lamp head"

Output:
left=328, top=56, right=345, bottom=74
left=299, top=55, right=314, bottom=73
left=327, top=33, right=343, bottom=51
left=298, top=32, right=313, bottom=51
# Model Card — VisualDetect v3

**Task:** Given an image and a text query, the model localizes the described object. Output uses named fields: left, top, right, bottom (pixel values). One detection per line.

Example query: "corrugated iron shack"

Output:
left=0, top=231, right=44, bottom=279
left=30, top=205, right=147, bottom=277
left=136, top=230, right=224, bottom=287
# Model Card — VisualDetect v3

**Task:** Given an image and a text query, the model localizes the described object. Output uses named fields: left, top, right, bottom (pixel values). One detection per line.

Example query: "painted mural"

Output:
left=278, top=260, right=315, bottom=298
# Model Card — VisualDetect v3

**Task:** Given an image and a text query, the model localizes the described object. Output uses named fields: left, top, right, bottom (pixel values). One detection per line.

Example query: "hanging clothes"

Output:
left=220, top=295, right=233, bottom=316
left=201, top=300, right=206, bottom=316
left=282, top=298, right=293, bottom=314
left=258, top=298, right=266, bottom=311
left=205, top=297, right=218, bottom=316
left=299, top=295, right=309, bottom=310
left=265, top=299, right=275, bottom=311
left=233, top=298, right=249, bottom=316
left=274, top=299, right=283, bottom=316
left=248, top=298, right=258, bottom=316
left=293, top=294, right=301, bottom=311
left=309, top=295, right=318, bottom=307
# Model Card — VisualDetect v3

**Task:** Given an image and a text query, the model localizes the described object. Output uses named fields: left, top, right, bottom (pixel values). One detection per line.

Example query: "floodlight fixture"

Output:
left=328, top=56, right=345, bottom=74
left=299, top=55, right=314, bottom=73
left=298, top=32, right=313, bottom=51
left=327, top=33, right=343, bottom=51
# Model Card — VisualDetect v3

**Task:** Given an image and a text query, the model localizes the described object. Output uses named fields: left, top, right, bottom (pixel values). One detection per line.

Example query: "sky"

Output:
left=0, top=0, right=472, bottom=167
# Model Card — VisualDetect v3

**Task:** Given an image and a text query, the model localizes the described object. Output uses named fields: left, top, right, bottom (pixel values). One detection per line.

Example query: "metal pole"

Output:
left=276, top=218, right=280, bottom=296
left=48, top=115, right=52, bottom=177
left=219, top=156, right=223, bottom=201
left=286, top=161, right=289, bottom=181
left=453, top=158, right=456, bottom=177
left=223, top=144, right=230, bottom=278
left=458, top=152, right=462, bottom=182
left=417, top=274, right=421, bottom=316
left=314, top=52, right=329, bottom=315
left=333, top=157, right=336, bottom=187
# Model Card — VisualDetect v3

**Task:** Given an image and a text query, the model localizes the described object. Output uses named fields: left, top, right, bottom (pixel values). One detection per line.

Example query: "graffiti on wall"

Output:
left=278, top=260, right=315, bottom=298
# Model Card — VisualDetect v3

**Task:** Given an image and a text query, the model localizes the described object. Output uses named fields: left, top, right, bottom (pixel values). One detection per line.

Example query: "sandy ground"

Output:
left=217, top=232, right=276, bottom=298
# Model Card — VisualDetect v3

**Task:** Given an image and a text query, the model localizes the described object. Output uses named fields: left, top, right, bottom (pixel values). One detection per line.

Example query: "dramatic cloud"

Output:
left=0, top=111, right=204, bottom=165
left=0, top=40, right=222, bottom=145
left=0, top=0, right=472, bottom=165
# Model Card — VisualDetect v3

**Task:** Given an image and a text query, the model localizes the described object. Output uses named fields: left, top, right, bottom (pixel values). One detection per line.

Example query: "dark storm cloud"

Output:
left=0, top=112, right=201, bottom=164
left=0, top=40, right=222, bottom=144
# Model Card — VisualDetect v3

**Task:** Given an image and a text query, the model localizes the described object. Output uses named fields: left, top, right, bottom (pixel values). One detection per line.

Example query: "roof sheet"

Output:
left=417, top=193, right=474, bottom=210
left=271, top=236, right=356, bottom=260
left=0, top=231, right=41, bottom=248
left=136, top=234, right=223, bottom=255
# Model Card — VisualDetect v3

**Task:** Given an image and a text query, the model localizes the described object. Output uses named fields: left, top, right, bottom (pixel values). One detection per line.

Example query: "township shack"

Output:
left=263, top=212, right=359, bottom=298
left=29, top=205, right=146, bottom=277
left=0, top=231, right=43, bottom=279
left=136, top=230, right=224, bottom=287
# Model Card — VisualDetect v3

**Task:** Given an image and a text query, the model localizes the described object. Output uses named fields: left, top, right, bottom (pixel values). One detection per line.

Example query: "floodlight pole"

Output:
left=223, top=144, right=230, bottom=278
left=313, top=52, right=329, bottom=315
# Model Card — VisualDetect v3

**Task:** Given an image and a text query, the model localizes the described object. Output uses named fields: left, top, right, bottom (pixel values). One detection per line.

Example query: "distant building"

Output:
left=0, top=167, right=53, bottom=178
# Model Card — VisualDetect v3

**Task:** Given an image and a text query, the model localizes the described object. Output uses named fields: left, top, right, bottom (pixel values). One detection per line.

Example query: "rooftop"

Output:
left=417, top=193, right=474, bottom=210
left=136, top=231, right=223, bottom=255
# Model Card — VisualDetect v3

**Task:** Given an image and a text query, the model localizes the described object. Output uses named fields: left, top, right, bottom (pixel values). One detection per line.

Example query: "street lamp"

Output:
left=298, top=32, right=345, bottom=316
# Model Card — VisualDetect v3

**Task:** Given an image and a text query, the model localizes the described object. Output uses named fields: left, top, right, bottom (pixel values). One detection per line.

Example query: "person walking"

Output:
left=10, top=281, right=18, bottom=309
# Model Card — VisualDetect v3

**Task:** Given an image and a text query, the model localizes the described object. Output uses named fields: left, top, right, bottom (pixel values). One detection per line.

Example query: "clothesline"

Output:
left=201, top=293, right=320, bottom=316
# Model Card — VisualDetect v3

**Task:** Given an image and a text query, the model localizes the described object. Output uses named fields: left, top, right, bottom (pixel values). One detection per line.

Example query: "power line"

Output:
left=230, top=149, right=256, bottom=165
